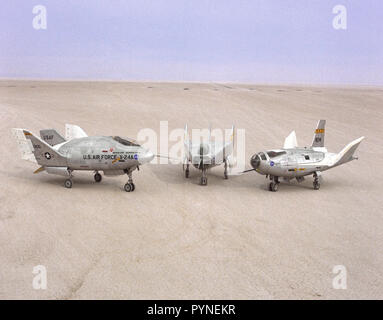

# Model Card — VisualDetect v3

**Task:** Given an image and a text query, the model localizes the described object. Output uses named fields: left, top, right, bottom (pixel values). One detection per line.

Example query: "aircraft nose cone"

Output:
left=140, top=150, right=154, bottom=164
left=250, top=154, right=260, bottom=169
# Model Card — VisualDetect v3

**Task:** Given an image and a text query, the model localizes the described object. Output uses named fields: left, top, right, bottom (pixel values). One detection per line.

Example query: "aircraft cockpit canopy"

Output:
left=266, top=151, right=286, bottom=158
left=112, top=136, right=140, bottom=147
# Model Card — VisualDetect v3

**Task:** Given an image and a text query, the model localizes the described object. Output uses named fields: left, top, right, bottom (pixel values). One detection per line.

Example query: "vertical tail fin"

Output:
left=12, top=129, right=67, bottom=167
left=223, top=125, right=235, bottom=158
left=40, top=129, right=66, bottom=146
left=312, top=120, right=326, bottom=148
left=208, top=123, right=212, bottom=145
left=183, top=124, right=190, bottom=163
left=230, top=124, right=235, bottom=150
left=65, top=124, right=87, bottom=140
left=12, top=129, right=37, bottom=163
left=283, top=131, right=298, bottom=149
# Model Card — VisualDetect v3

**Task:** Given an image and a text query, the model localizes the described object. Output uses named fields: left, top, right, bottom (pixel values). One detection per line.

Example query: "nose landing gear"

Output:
left=269, top=176, right=280, bottom=192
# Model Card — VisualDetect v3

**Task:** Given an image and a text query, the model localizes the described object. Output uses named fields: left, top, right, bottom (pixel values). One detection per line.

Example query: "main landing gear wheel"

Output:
left=64, top=179, right=73, bottom=189
left=124, top=182, right=135, bottom=192
left=200, top=177, right=208, bottom=186
left=269, top=182, right=278, bottom=192
left=185, top=169, right=189, bottom=178
left=94, top=173, right=102, bottom=183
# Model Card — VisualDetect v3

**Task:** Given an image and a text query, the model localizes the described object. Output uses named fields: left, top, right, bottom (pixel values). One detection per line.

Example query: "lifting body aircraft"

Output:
left=12, top=124, right=154, bottom=192
left=248, top=120, right=364, bottom=191
left=182, top=125, right=236, bottom=185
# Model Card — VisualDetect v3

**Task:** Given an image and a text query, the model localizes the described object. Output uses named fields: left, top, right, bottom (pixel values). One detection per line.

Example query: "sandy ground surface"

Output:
left=0, top=80, right=382, bottom=299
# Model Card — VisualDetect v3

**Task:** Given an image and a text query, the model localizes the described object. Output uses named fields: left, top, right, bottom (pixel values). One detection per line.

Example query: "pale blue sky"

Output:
left=0, top=0, right=382, bottom=84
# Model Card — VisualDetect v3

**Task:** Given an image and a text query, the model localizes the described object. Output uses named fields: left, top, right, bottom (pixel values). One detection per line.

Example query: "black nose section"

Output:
left=250, top=154, right=260, bottom=169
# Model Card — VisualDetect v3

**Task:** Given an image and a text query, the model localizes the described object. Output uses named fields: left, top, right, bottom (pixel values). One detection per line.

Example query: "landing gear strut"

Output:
left=200, top=168, right=208, bottom=186
left=313, top=172, right=320, bottom=190
left=124, top=169, right=135, bottom=192
left=185, top=163, right=190, bottom=178
left=269, top=176, right=279, bottom=192
left=224, top=160, right=228, bottom=179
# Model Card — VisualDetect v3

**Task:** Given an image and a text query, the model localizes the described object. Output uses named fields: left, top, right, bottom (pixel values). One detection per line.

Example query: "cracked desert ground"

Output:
left=0, top=80, right=382, bottom=299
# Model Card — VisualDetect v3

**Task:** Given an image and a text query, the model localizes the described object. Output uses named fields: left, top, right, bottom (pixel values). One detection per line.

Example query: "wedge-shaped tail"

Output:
left=12, top=129, right=67, bottom=167
left=332, top=136, right=365, bottom=167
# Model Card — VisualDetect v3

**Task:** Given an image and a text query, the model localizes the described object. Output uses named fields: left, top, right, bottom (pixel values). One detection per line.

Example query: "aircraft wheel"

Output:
left=269, top=182, right=278, bottom=192
left=224, top=171, right=228, bottom=179
left=64, top=179, right=73, bottom=189
left=200, top=177, right=208, bottom=186
left=94, top=173, right=102, bottom=183
left=313, top=181, right=320, bottom=190
left=124, top=183, right=134, bottom=192
left=131, top=183, right=135, bottom=191
left=185, top=169, right=189, bottom=178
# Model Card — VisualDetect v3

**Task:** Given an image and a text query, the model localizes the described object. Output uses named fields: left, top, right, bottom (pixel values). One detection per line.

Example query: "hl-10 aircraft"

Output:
left=12, top=124, right=154, bottom=192
left=183, top=125, right=235, bottom=185
left=247, top=120, right=364, bottom=191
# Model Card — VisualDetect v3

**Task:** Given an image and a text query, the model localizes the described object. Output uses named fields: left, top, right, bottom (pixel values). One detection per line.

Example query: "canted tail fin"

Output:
left=40, top=129, right=66, bottom=146
left=312, top=120, right=326, bottom=148
left=333, top=136, right=365, bottom=167
left=283, top=131, right=298, bottom=149
left=229, top=124, right=235, bottom=149
left=223, top=125, right=235, bottom=158
left=12, top=129, right=67, bottom=167
left=65, top=124, right=87, bottom=140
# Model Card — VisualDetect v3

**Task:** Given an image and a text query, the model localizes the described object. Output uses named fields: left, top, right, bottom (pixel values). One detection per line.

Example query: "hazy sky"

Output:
left=0, top=0, right=382, bottom=84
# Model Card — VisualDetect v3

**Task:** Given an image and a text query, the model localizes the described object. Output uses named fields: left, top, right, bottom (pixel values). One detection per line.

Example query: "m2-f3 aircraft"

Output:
left=12, top=124, right=154, bottom=192
left=248, top=120, right=364, bottom=191
left=183, top=125, right=235, bottom=185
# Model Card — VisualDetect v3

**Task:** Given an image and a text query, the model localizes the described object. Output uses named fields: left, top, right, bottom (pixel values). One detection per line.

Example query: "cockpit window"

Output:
left=259, top=152, right=267, bottom=160
left=266, top=151, right=286, bottom=158
left=112, top=136, right=140, bottom=147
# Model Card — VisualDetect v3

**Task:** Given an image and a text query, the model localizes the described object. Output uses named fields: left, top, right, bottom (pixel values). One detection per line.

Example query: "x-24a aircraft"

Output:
left=12, top=124, right=154, bottom=192
left=248, top=120, right=364, bottom=191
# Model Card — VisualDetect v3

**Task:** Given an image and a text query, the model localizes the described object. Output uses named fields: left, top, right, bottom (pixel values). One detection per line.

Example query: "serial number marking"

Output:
left=83, top=154, right=137, bottom=160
